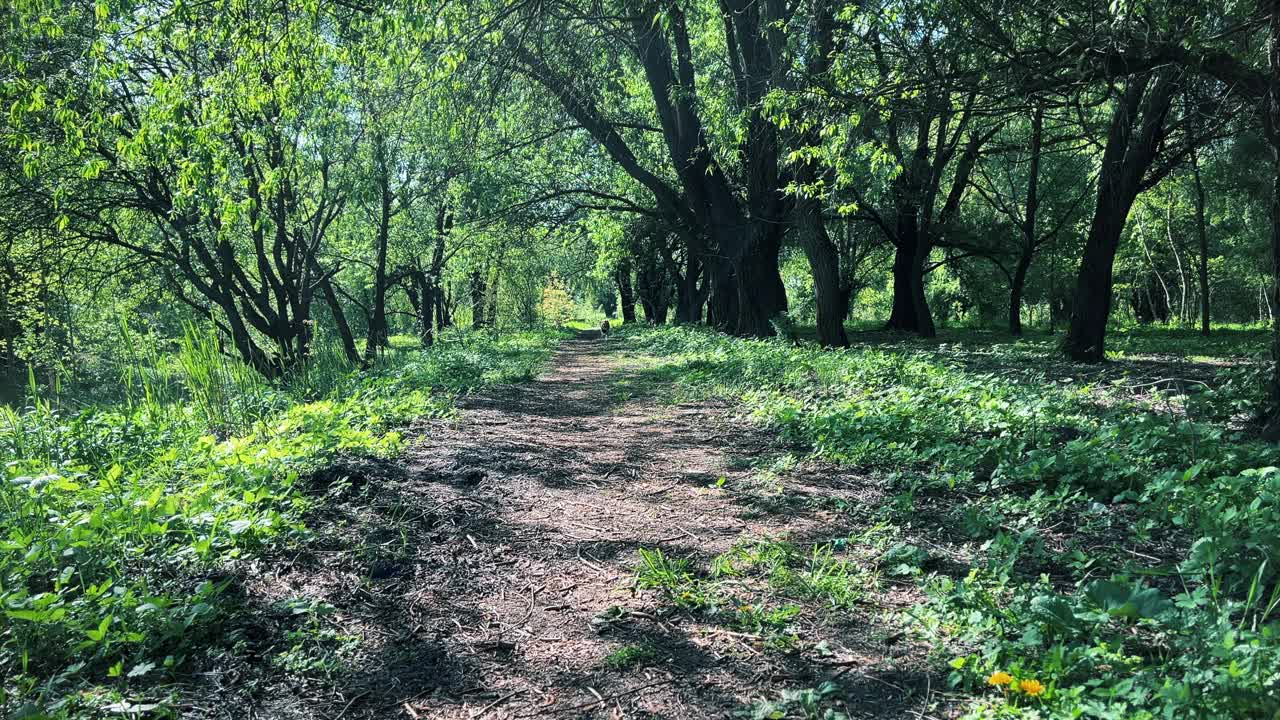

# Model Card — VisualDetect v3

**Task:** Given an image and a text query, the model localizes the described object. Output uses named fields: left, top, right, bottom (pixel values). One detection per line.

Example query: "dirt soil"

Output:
left=201, top=334, right=941, bottom=719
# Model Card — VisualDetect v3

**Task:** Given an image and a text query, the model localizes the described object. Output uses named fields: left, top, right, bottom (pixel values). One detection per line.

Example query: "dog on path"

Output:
left=600, top=319, right=611, bottom=339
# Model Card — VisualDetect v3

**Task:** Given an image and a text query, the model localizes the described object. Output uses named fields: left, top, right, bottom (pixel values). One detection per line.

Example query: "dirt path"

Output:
left=228, top=334, right=936, bottom=719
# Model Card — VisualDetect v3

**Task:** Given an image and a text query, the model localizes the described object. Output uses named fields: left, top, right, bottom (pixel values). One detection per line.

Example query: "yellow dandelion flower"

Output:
left=738, top=605, right=754, bottom=613
left=1019, top=679, right=1045, bottom=696
left=987, top=671, right=1013, bottom=687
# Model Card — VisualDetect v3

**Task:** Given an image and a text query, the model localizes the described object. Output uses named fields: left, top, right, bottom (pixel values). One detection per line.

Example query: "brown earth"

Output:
left=198, top=334, right=943, bottom=720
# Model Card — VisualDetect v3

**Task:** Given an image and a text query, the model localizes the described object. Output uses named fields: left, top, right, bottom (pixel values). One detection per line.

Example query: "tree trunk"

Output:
left=407, top=269, right=435, bottom=347
left=216, top=285, right=281, bottom=378
left=439, top=287, right=453, bottom=329
left=1136, top=219, right=1174, bottom=323
left=486, top=271, right=499, bottom=328
left=1264, top=1, right=1280, bottom=438
left=470, top=270, right=487, bottom=330
left=319, top=275, right=360, bottom=365
left=419, top=206, right=451, bottom=345
left=1267, top=146, right=1280, bottom=437
left=1011, top=106, right=1044, bottom=338
left=652, top=300, right=670, bottom=324
left=673, top=251, right=704, bottom=324
left=733, top=230, right=788, bottom=337
left=797, top=200, right=850, bottom=347
left=786, top=0, right=848, bottom=348
left=635, top=250, right=672, bottom=325
left=364, top=133, right=394, bottom=362
left=1009, top=251, right=1033, bottom=336
left=885, top=224, right=935, bottom=337
left=616, top=258, right=637, bottom=324
left=1063, top=72, right=1177, bottom=362
left=1064, top=203, right=1129, bottom=360
left=704, top=256, right=739, bottom=330
left=1192, top=150, right=1211, bottom=335
left=629, top=7, right=785, bottom=337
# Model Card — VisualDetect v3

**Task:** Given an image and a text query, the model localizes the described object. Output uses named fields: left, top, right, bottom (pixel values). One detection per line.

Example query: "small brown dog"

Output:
left=600, top=319, right=611, bottom=338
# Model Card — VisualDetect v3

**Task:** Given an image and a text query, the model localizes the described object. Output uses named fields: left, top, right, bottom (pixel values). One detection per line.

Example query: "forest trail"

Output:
left=237, top=334, right=935, bottom=719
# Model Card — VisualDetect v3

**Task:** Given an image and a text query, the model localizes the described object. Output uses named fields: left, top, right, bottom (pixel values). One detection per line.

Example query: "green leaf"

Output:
left=1084, top=580, right=1171, bottom=620
left=85, top=614, right=113, bottom=642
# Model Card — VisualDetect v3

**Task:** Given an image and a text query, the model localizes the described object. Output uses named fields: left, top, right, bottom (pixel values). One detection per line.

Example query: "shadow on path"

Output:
left=206, top=333, right=939, bottom=719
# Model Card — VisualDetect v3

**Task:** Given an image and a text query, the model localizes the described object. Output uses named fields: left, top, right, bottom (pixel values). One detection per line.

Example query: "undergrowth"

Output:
left=634, top=538, right=876, bottom=652
left=0, top=327, right=562, bottom=717
left=624, top=324, right=1280, bottom=719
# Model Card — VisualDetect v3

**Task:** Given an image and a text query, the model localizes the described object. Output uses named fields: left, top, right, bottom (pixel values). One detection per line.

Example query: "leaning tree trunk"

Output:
left=1063, top=72, right=1177, bottom=362
left=1063, top=204, right=1129, bottom=361
left=217, top=288, right=281, bottom=379
left=316, top=276, right=359, bottom=365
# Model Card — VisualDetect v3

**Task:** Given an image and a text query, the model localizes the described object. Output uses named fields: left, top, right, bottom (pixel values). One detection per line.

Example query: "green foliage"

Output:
left=714, top=539, right=871, bottom=610
left=738, top=681, right=849, bottom=720
left=632, top=536, right=873, bottom=657
left=604, top=644, right=659, bottom=671
left=538, top=275, right=576, bottom=327
left=919, top=568, right=1280, bottom=718
left=0, top=328, right=560, bottom=716
left=626, top=325, right=1280, bottom=719
left=269, top=599, right=358, bottom=678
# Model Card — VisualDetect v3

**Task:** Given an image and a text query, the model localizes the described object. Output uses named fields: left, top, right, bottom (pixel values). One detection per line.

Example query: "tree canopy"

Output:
left=7, top=0, right=1280, bottom=411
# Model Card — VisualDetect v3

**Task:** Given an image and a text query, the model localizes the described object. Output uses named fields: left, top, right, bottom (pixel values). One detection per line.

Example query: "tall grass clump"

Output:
left=174, top=323, right=273, bottom=434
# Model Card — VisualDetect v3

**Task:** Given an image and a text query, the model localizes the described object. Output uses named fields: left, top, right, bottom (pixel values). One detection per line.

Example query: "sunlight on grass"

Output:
left=624, top=324, right=1280, bottom=719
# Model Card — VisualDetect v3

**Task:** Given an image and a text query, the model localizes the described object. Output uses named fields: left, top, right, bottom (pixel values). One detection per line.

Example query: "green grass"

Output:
left=713, top=538, right=872, bottom=610
left=620, top=324, right=1280, bottom=719
left=633, top=538, right=872, bottom=653
left=0, top=327, right=565, bottom=717
left=604, top=644, right=659, bottom=670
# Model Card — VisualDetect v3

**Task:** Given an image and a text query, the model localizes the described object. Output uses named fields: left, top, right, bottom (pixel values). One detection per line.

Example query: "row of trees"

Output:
left=489, top=0, right=1280, bottom=420
left=2, top=1, right=605, bottom=378
left=4, top=1, right=1280, bottom=424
